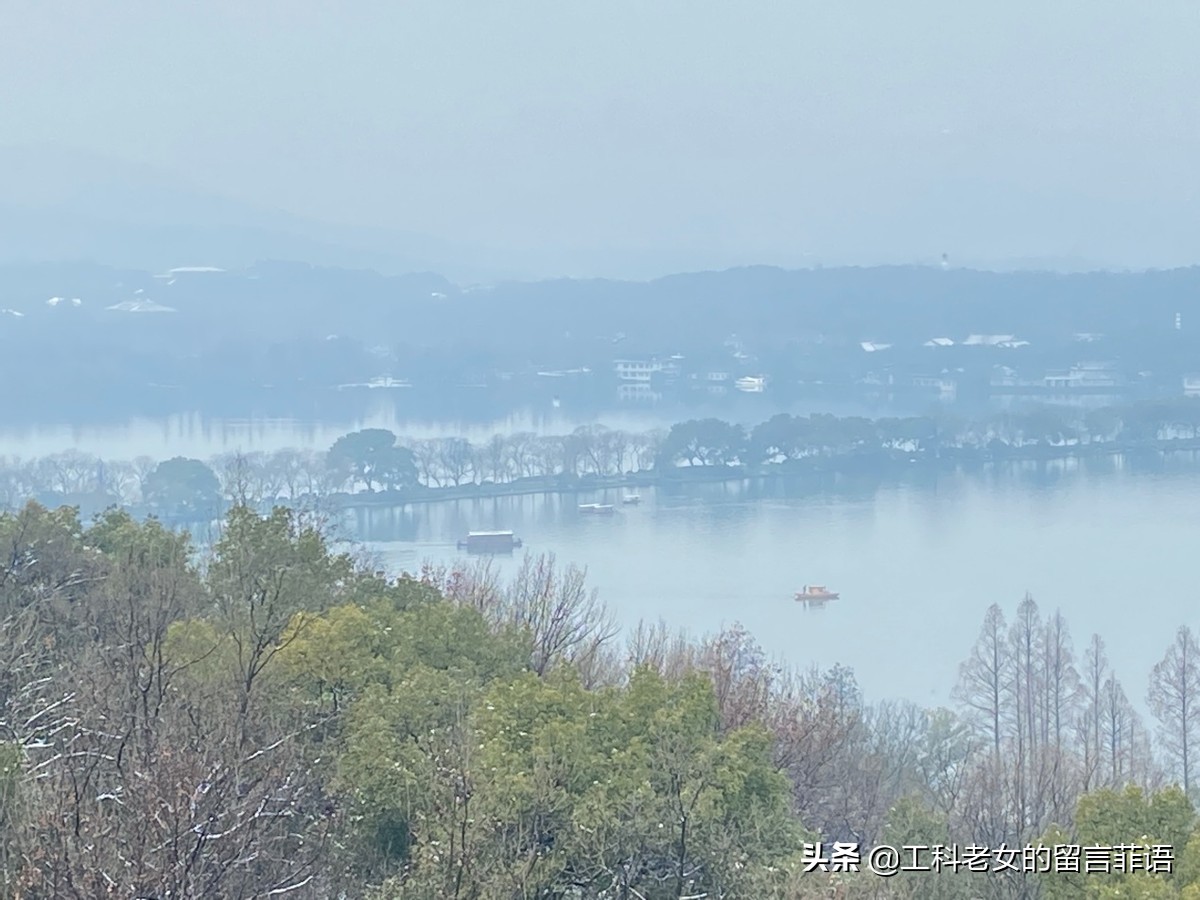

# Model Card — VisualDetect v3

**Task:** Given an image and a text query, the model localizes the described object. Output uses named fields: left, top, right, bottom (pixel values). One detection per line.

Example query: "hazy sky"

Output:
left=3, top=0, right=1200, bottom=275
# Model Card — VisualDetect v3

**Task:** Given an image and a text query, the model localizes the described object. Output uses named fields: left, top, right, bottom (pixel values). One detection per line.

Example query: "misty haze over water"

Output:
left=9, top=2, right=1200, bottom=894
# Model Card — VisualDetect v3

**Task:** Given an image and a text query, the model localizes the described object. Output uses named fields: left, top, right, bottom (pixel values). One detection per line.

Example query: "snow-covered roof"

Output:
left=106, top=300, right=176, bottom=313
left=1, top=309, right=24, bottom=318
left=924, top=337, right=955, bottom=347
left=963, top=334, right=1016, bottom=346
left=860, top=341, right=893, bottom=352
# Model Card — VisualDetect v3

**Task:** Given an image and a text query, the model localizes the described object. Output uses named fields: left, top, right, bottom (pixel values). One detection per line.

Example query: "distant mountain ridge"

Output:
left=0, top=144, right=525, bottom=283
left=2, top=256, right=1200, bottom=428
left=0, top=143, right=1157, bottom=283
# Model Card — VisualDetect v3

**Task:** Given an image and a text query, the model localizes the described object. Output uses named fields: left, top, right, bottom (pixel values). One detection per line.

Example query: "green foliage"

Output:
left=162, top=617, right=240, bottom=691
left=278, top=596, right=528, bottom=711
left=143, top=456, right=222, bottom=519
left=28, top=479, right=1200, bottom=897
left=349, top=665, right=800, bottom=897
left=880, top=794, right=951, bottom=848
left=874, top=796, right=984, bottom=899
left=659, top=418, right=747, bottom=467
left=0, top=502, right=100, bottom=664
left=85, top=506, right=198, bottom=577
left=1040, top=786, right=1197, bottom=900
left=326, top=428, right=419, bottom=491
left=749, top=413, right=809, bottom=463
left=1076, top=785, right=1195, bottom=851
left=0, top=497, right=817, bottom=897
left=209, top=504, right=355, bottom=616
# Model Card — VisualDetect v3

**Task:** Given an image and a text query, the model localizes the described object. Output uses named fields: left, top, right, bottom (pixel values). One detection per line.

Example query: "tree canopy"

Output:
left=2, top=500, right=1200, bottom=897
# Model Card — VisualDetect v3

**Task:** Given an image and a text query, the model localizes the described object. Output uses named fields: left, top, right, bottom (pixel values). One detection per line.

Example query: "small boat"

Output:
left=578, top=503, right=616, bottom=515
left=795, top=584, right=839, bottom=602
left=457, top=530, right=523, bottom=553
left=622, top=493, right=641, bottom=505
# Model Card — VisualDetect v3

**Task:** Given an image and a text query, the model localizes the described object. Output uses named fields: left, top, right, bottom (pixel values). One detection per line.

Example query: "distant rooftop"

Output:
left=106, top=300, right=176, bottom=313
left=963, top=334, right=1016, bottom=346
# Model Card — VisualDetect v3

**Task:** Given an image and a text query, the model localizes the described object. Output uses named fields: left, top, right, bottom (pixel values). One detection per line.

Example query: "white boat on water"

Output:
left=457, top=530, right=523, bottom=553
left=578, top=503, right=615, bottom=515
left=622, top=493, right=641, bottom=505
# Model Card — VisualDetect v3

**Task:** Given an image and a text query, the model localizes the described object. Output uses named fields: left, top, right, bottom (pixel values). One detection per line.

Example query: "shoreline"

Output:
left=326, top=436, right=1200, bottom=510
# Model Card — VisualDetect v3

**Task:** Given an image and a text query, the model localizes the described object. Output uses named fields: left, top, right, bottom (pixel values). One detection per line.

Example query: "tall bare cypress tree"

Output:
left=1148, top=625, right=1200, bottom=797
left=1077, top=634, right=1110, bottom=792
left=953, top=603, right=1010, bottom=760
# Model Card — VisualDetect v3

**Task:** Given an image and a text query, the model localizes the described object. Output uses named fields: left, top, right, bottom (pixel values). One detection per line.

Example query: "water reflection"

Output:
left=0, top=389, right=1016, bottom=459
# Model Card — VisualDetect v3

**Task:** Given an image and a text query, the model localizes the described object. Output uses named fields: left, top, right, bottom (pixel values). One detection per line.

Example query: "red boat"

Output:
left=795, top=585, right=839, bottom=602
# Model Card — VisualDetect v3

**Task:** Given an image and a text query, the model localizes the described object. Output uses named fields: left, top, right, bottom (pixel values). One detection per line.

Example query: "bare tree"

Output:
left=32, top=451, right=101, bottom=496
left=498, top=552, right=618, bottom=677
left=774, top=665, right=874, bottom=844
left=507, top=433, right=535, bottom=479
left=607, top=429, right=634, bottom=474
left=1041, top=610, right=1079, bottom=757
left=482, top=434, right=510, bottom=483
left=533, top=436, right=566, bottom=478
left=269, top=448, right=308, bottom=500
left=561, top=430, right=587, bottom=477
left=637, top=429, right=666, bottom=471
left=569, top=425, right=623, bottom=476
left=131, top=455, right=158, bottom=502
left=1148, top=624, right=1200, bottom=797
left=216, top=451, right=255, bottom=506
left=1077, top=633, right=1110, bottom=792
left=625, top=618, right=696, bottom=679
left=953, top=603, right=1010, bottom=759
left=435, top=437, right=474, bottom=487
left=410, top=438, right=443, bottom=487
left=0, top=458, right=36, bottom=510
left=0, top=507, right=334, bottom=897
left=420, top=555, right=504, bottom=613
left=101, top=459, right=140, bottom=504
left=696, top=624, right=779, bottom=731
left=915, top=708, right=976, bottom=822
left=1099, top=675, right=1140, bottom=787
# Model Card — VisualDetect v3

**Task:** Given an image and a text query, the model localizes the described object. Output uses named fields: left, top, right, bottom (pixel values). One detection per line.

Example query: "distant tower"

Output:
left=1177, top=312, right=1183, bottom=331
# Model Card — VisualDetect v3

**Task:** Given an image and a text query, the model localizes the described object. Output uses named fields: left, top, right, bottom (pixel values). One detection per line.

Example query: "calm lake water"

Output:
left=351, top=454, right=1200, bottom=714
left=1, top=404, right=1187, bottom=715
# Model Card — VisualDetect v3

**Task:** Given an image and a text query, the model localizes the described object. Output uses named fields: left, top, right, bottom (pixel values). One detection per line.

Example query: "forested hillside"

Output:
left=5, top=262, right=1200, bottom=420
left=0, top=501, right=1199, bottom=897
